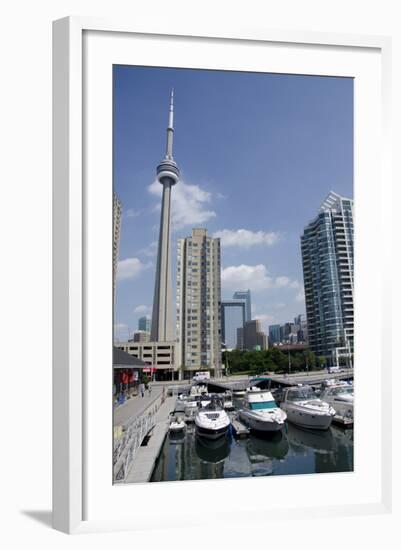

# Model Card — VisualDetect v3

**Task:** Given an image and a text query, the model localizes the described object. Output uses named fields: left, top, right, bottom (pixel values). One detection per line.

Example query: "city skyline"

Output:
left=113, top=66, right=353, bottom=341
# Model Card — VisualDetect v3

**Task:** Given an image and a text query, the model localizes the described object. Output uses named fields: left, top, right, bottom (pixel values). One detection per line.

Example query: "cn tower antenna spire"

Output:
left=166, top=88, right=175, bottom=159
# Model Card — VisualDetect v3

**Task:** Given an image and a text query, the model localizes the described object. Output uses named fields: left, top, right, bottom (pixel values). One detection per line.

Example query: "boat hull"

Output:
left=282, top=405, right=333, bottom=430
left=239, top=411, right=285, bottom=433
left=169, top=424, right=185, bottom=433
left=195, top=424, right=230, bottom=440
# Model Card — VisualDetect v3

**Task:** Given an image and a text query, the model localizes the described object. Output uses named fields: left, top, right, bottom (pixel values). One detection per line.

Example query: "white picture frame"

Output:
left=52, top=16, right=392, bottom=534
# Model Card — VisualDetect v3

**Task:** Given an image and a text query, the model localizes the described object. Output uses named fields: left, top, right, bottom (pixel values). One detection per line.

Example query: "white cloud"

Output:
left=221, top=264, right=298, bottom=292
left=289, top=280, right=301, bottom=289
left=148, top=179, right=216, bottom=229
left=139, top=240, right=158, bottom=258
left=275, top=276, right=291, bottom=288
left=295, top=289, right=305, bottom=302
left=117, top=257, right=150, bottom=281
left=134, top=304, right=151, bottom=315
left=213, top=229, right=280, bottom=248
left=114, top=323, right=129, bottom=340
left=254, top=313, right=275, bottom=324
left=114, top=322, right=128, bottom=331
left=271, top=302, right=286, bottom=309
left=125, top=208, right=142, bottom=219
left=222, top=264, right=273, bottom=291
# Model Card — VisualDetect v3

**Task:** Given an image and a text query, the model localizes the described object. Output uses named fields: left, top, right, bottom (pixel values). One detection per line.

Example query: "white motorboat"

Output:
left=223, top=391, right=234, bottom=411
left=280, top=386, right=336, bottom=430
left=182, top=393, right=211, bottom=411
left=195, top=396, right=231, bottom=440
left=232, top=388, right=246, bottom=397
left=169, top=415, right=186, bottom=433
left=239, top=387, right=287, bottom=433
left=319, top=382, right=354, bottom=425
left=190, top=384, right=208, bottom=396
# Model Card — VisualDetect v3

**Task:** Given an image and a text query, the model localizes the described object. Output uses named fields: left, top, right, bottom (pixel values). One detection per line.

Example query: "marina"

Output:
left=151, top=409, right=353, bottom=482
left=114, top=371, right=354, bottom=483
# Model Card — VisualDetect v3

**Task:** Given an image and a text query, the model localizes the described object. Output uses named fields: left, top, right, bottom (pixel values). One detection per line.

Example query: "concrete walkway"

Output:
left=114, top=387, right=163, bottom=427
left=125, top=396, right=176, bottom=483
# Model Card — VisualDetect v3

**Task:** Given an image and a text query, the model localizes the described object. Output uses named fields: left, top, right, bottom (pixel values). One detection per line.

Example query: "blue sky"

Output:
left=113, top=66, right=353, bottom=341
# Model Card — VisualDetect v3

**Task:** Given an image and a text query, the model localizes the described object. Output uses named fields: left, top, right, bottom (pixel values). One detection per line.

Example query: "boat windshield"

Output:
left=286, top=387, right=315, bottom=401
left=204, top=397, right=223, bottom=410
left=249, top=401, right=277, bottom=410
left=332, top=386, right=353, bottom=395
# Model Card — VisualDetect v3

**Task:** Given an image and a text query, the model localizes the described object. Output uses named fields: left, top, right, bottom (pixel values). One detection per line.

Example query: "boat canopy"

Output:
left=286, top=387, right=315, bottom=401
left=249, top=401, right=278, bottom=411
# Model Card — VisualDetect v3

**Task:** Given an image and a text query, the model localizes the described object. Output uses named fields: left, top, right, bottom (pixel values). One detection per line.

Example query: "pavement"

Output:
left=124, top=396, right=176, bottom=483
left=113, top=386, right=164, bottom=427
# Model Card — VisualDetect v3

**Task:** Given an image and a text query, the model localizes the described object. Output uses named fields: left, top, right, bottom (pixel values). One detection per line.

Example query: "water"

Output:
left=151, top=406, right=353, bottom=482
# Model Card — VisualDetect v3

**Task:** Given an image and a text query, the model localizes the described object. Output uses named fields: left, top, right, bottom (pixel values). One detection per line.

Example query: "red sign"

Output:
left=143, top=366, right=157, bottom=373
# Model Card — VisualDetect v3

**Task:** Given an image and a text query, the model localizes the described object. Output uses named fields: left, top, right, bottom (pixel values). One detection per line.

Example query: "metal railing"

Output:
left=113, top=396, right=163, bottom=482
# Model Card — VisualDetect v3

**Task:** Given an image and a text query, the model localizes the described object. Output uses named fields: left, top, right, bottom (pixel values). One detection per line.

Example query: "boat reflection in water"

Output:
left=195, top=433, right=231, bottom=464
left=245, top=431, right=289, bottom=476
left=247, top=430, right=289, bottom=460
left=168, top=430, right=186, bottom=444
left=287, top=422, right=335, bottom=455
left=151, top=406, right=353, bottom=482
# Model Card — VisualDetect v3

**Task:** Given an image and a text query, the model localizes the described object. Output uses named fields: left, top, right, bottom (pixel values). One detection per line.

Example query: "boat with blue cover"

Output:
left=239, top=387, right=287, bottom=433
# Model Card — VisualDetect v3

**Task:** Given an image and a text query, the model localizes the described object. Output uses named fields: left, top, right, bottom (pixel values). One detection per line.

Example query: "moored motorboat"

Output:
left=232, top=387, right=247, bottom=397
left=169, top=414, right=186, bottom=433
left=280, top=386, right=335, bottom=430
left=239, top=387, right=287, bottom=433
left=223, top=391, right=234, bottom=411
left=319, top=382, right=354, bottom=425
left=195, top=396, right=231, bottom=440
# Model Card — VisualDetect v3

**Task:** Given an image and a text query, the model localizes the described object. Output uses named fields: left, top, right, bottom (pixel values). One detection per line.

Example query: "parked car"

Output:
left=328, top=366, right=342, bottom=374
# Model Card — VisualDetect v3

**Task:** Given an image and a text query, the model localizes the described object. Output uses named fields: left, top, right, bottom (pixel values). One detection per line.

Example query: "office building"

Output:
left=138, top=316, right=151, bottom=332
left=150, top=90, right=180, bottom=342
left=115, top=341, right=177, bottom=378
left=232, top=290, right=252, bottom=322
left=238, top=319, right=268, bottom=351
left=301, top=191, right=354, bottom=362
left=176, top=228, right=222, bottom=377
left=221, top=300, right=246, bottom=349
left=268, top=324, right=281, bottom=346
left=132, top=331, right=150, bottom=343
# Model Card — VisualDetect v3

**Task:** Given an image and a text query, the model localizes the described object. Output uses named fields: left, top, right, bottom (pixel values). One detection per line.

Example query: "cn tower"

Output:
left=150, top=90, right=180, bottom=342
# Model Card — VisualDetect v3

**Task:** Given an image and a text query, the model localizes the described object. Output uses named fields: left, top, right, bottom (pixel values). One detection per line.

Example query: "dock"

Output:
left=230, top=416, right=250, bottom=438
left=124, top=396, right=176, bottom=483
left=333, top=415, right=353, bottom=428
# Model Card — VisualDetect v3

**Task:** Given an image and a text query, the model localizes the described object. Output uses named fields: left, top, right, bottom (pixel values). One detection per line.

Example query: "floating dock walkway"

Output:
left=230, top=416, right=250, bottom=438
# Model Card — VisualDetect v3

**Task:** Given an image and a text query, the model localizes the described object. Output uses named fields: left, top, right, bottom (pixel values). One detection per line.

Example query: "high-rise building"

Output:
left=221, top=300, right=246, bottom=349
left=113, top=193, right=122, bottom=304
left=176, top=228, right=222, bottom=376
left=232, top=290, right=252, bottom=322
left=294, top=314, right=308, bottom=343
left=238, top=320, right=268, bottom=351
left=280, top=322, right=300, bottom=343
left=301, top=191, right=354, bottom=361
left=138, top=316, right=151, bottom=332
left=132, top=330, right=150, bottom=343
left=150, top=90, right=179, bottom=342
left=268, top=324, right=281, bottom=345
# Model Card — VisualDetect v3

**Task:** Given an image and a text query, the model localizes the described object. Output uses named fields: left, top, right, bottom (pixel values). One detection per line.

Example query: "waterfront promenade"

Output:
left=114, top=385, right=176, bottom=483
left=125, top=395, right=175, bottom=483
left=114, top=386, right=163, bottom=427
